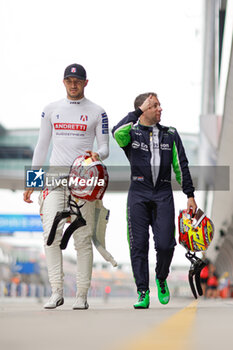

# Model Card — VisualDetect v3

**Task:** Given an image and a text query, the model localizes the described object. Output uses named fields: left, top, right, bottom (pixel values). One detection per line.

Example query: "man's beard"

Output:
left=68, top=90, right=84, bottom=100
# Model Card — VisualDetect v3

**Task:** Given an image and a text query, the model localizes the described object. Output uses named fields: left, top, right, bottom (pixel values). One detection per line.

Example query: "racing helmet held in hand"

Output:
left=178, top=209, right=214, bottom=252
left=68, top=155, right=109, bottom=201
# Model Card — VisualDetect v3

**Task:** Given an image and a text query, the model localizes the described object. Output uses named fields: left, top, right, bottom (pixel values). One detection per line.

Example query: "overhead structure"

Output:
left=200, top=0, right=233, bottom=279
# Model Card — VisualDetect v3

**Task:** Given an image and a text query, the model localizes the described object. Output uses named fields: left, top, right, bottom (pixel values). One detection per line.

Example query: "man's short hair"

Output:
left=134, top=92, right=158, bottom=110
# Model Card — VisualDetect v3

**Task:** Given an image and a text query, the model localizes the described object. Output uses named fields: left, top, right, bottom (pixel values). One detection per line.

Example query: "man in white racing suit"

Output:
left=23, top=63, right=109, bottom=309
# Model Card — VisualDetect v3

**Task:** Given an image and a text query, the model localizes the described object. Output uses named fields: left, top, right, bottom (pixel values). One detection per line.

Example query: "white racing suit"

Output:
left=32, top=96, right=113, bottom=296
left=39, top=186, right=117, bottom=295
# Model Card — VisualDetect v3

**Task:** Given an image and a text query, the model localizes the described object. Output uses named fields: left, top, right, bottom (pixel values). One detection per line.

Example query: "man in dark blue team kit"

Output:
left=112, top=93, right=197, bottom=308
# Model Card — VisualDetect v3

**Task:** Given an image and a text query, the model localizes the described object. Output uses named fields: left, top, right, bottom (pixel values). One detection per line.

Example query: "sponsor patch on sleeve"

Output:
left=101, top=112, right=109, bottom=134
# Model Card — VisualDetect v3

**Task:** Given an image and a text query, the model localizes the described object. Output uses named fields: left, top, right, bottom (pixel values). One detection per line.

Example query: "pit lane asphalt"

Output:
left=0, top=297, right=232, bottom=350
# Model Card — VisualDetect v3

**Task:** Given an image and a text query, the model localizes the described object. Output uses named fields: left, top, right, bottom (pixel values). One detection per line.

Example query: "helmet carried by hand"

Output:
left=178, top=209, right=214, bottom=252
left=68, top=155, right=109, bottom=201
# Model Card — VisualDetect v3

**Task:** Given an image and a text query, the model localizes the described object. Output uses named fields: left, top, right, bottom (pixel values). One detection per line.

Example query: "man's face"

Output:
left=144, top=96, right=162, bottom=124
left=63, top=77, right=88, bottom=100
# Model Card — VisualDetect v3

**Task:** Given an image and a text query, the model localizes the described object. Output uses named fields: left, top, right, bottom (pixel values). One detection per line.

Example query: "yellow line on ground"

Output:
left=116, top=300, right=198, bottom=350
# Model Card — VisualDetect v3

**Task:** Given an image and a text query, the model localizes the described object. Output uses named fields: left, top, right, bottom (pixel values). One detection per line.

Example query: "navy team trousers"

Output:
left=127, top=188, right=176, bottom=292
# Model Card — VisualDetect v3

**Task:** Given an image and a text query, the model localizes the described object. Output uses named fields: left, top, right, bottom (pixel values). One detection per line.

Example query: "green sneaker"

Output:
left=133, top=290, right=150, bottom=309
left=156, top=278, right=170, bottom=305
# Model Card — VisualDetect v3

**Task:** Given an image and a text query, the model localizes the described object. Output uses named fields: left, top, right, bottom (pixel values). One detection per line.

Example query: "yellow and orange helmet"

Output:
left=178, top=209, right=214, bottom=252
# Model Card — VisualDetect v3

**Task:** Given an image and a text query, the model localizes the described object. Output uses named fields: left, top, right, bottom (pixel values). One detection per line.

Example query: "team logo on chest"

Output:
left=54, top=123, right=87, bottom=131
left=132, top=141, right=140, bottom=149
left=161, top=143, right=171, bottom=150
left=80, top=115, right=88, bottom=122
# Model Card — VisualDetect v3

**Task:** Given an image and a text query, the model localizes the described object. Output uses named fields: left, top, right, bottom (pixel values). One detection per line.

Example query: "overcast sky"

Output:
left=0, top=0, right=202, bottom=133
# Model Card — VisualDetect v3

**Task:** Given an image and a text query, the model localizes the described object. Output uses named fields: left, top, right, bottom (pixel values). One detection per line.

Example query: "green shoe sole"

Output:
left=133, top=303, right=150, bottom=309
left=159, top=295, right=170, bottom=305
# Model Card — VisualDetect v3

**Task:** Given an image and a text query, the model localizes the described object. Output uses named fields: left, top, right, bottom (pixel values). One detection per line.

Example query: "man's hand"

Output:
left=187, top=197, right=197, bottom=214
left=139, top=95, right=154, bottom=112
left=85, top=150, right=100, bottom=161
left=23, top=189, right=34, bottom=203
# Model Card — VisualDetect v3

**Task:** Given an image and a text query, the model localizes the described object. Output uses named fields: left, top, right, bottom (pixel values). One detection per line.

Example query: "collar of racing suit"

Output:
left=65, top=97, right=86, bottom=104
left=137, top=122, right=168, bottom=133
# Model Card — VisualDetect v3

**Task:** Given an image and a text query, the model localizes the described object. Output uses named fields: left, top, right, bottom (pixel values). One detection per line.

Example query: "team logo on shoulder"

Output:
left=168, top=127, right=176, bottom=134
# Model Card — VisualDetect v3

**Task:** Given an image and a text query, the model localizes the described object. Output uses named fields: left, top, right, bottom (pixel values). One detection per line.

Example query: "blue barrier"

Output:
left=0, top=214, right=43, bottom=232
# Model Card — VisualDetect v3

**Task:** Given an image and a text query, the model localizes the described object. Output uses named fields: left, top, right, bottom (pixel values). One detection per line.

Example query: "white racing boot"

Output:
left=44, top=288, right=64, bottom=309
left=72, top=293, right=89, bottom=310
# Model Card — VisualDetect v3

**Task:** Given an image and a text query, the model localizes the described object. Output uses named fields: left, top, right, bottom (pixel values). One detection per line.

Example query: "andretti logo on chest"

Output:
left=54, top=123, right=87, bottom=131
